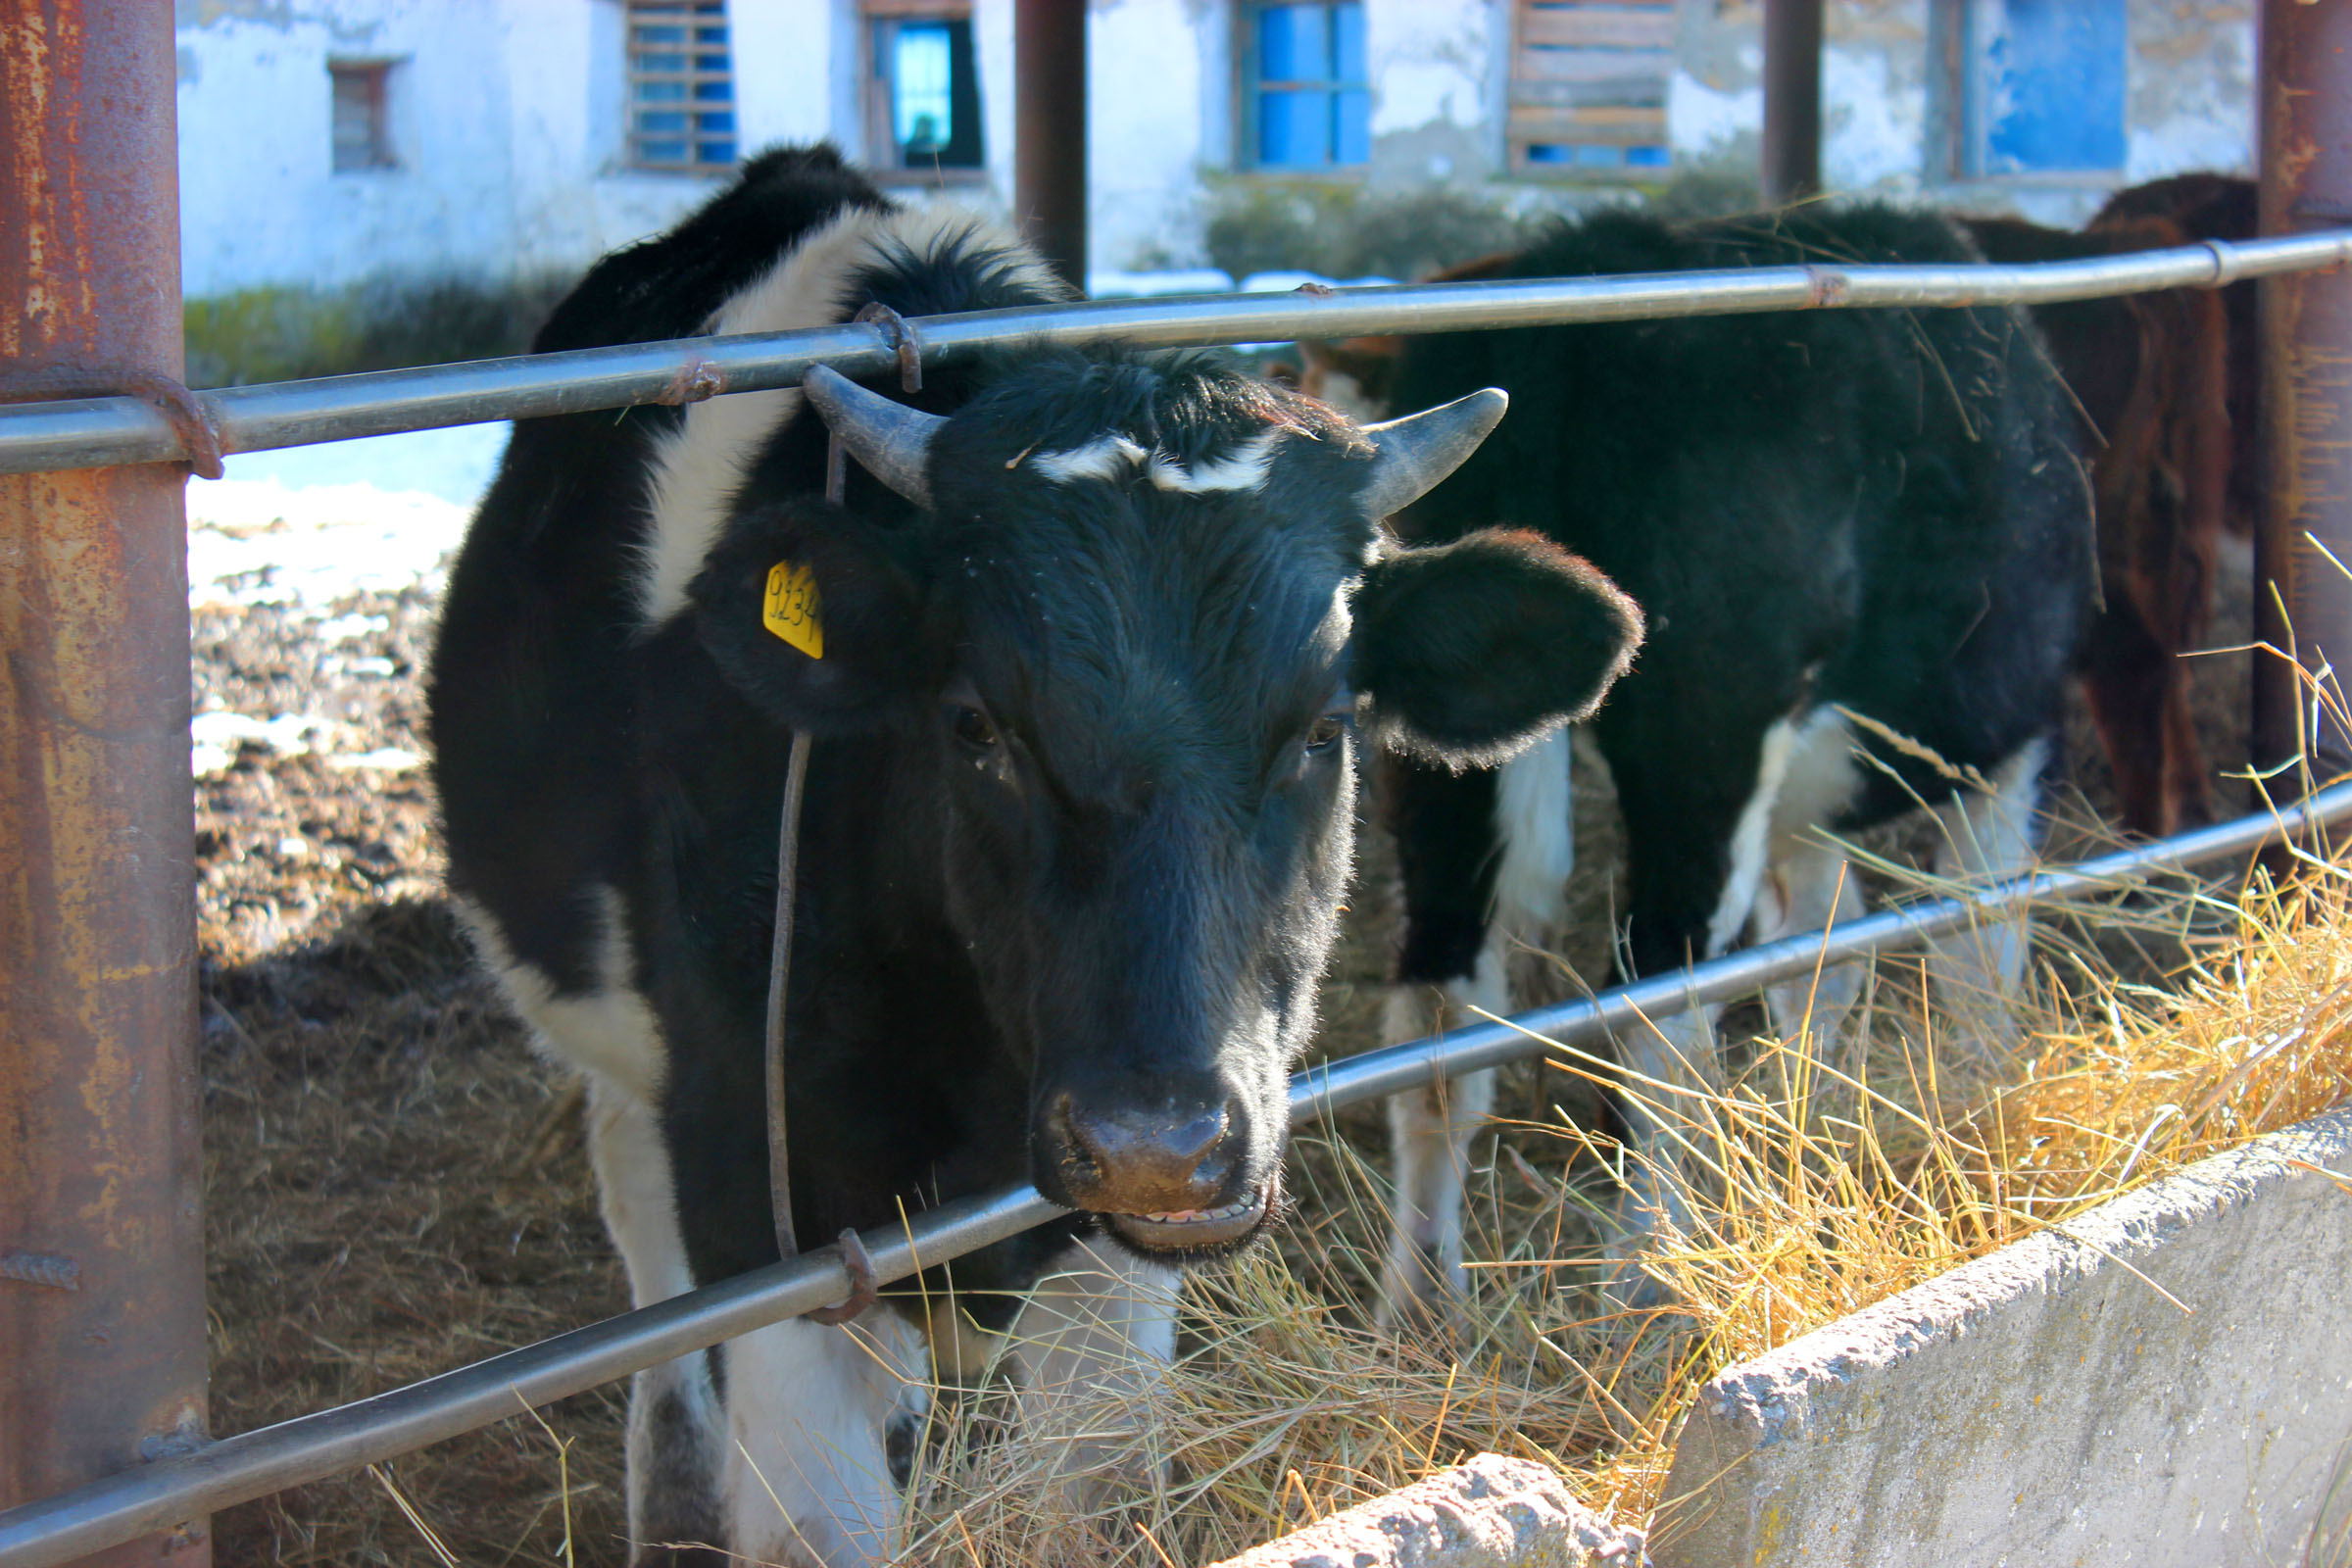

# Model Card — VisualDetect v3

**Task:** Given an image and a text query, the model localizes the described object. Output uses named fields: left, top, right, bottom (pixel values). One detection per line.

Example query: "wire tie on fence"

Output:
left=1293, top=280, right=1338, bottom=297
left=1803, top=265, right=1852, bottom=308
left=0, top=1250, right=79, bottom=1291
left=0, top=366, right=224, bottom=478
left=2201, top=238, right=2248, bottom=289
left=854, top=301, right=924, bottom=393
left=659, top=355, right=725, bottom=406
left=805, top=1227, right=881, bottom=1325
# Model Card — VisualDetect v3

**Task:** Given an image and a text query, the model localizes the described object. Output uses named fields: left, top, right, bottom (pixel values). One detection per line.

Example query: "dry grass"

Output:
left=888, top=796, right=2352, bottom=1568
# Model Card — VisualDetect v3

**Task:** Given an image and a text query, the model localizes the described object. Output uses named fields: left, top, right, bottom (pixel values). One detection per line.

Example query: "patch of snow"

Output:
left=190, top=710, right=342, bottom=776
left=1090, top=268, right=1237, bottom=298
left=213, top=422, right=509, bottom=508
left=186, top=477, right=473, bottom=612
left=327, top=748, right=424, bottom=773
left=317, top=612, right=391, bottom=643
left=1238, top=270, right=1401, bottom=293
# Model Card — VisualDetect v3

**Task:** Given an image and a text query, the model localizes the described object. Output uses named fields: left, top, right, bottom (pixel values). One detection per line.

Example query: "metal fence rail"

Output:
left=1, top=227, right=2346, bottom=477
left=3, top=783, right=2346, bottom=1568
left=6, top=227, right=2351, bottom=1566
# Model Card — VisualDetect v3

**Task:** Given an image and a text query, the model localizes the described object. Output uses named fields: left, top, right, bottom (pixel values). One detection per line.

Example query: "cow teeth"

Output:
left=1142, top=1197, right=1257, bottom=1224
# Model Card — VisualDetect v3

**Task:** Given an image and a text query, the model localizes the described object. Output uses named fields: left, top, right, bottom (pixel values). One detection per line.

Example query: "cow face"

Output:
left=692, top=354, right=1642, bottom=1256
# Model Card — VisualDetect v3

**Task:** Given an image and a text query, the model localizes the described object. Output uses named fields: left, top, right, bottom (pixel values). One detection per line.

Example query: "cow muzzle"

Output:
left=1045, top=1096, right=1274, bottom=1251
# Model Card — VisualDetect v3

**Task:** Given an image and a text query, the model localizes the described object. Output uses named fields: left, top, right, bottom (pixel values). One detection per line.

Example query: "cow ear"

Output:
left=1352, top=527, right=1644, bottom=766
left=688, top=496, right=940, bottom=735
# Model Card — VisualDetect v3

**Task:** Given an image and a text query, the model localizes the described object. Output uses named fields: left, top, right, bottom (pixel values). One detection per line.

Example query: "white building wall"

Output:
left=1363, top=0, right=1499, bottom=184
left=178, top=0, right=750, bottom=298
left=178, top=0, right=519, bottom=295
left=1089, top=0, right=1214, bottom=270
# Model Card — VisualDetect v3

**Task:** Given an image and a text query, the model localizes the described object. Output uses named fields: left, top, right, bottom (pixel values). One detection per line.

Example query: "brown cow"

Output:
left=1967, top=175, right=2255, bottom=836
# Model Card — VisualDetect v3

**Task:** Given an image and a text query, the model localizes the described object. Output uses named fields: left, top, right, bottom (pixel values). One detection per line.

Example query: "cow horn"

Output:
left=1356, top=387, right=1509, bottom=520
left=802, top=364, right=943, bottom=510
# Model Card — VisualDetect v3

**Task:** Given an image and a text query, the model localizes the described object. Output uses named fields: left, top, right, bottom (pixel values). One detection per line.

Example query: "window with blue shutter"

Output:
left=1248, top=4, right=1370, bottom=171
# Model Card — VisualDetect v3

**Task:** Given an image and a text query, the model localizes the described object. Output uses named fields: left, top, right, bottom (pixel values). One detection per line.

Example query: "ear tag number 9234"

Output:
left=762, top=561, right=824, bottom=660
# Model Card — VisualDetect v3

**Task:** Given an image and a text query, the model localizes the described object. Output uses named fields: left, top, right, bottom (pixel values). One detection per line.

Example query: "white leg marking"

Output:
left=1601, top=715, right=1817, bottom=1303
left=454, top=887, right=666, bottom=1103
left=723, top=1311, right=931, bottom=1568
left=1750, top=710, right=1869, bottom=1042
left=1600, top=1002, right=1715, bottom=1307
left=1378, top=947, right=1508, bottom=1328
left=586, top=1079, right=726, bottom=1557
left=460, top=894, right=715, bottom=1554
left=1005, top=1238, right=1182, bottom=1510
left=1493, top=726, right=1575, bottom=934
left=1706, top=716, right=1801, bottom=959
left=1379, top=733, right=1574, bottom=1329
left=1928, top=738, right=2048, bottom=1054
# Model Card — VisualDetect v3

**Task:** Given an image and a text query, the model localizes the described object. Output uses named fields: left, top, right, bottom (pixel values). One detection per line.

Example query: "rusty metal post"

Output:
left=2255, top=0, right=2352, bottom=781
left=1014, top=0, right=1087, bottom=289
left=0, top=4, right=209, bottom=1566
left=1761, top=0, right=1823, bottom=205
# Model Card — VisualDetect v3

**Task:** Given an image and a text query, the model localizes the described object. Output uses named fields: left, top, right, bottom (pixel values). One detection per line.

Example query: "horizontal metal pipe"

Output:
left=2, top=230, right=2345, bottom=477
left=3, top=782, right=2346, bottom=1568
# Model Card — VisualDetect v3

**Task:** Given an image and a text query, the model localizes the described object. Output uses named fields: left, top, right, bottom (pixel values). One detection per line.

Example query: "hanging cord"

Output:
left=763, top=318, right=924, bottom=1325
left=764, top=435, right=879, bottom=1326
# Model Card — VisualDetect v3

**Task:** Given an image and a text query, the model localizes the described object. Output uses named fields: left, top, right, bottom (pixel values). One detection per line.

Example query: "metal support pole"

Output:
left=1014, top=0, right=1087, bottom=289
left=1761, top=0, right=1823, bottom=205
left=2256, top=0, right=2352, bottom=779
left=0, top=5, right=208, bottom=1566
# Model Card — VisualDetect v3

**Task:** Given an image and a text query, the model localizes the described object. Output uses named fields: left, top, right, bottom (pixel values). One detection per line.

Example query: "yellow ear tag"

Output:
left=761, top=561, right=824, bottom=660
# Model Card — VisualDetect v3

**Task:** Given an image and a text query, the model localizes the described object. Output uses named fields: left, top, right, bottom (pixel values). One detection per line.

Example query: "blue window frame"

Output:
left=1249, top=3, right=1369, bottom=171
left=866, top=7, right=984, bottom=174
left=1964, top=0, right=2126, bottom=175
left=628, top=0, right=736, bottom=172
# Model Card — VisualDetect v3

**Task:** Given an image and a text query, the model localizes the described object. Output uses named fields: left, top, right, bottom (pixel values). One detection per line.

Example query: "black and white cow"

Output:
left=1348, top=207, right=2092, bottom=1319
left=426, top=145, right=1643, bottom=1566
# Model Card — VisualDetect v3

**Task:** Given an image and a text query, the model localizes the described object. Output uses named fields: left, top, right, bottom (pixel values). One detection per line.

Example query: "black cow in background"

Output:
left=1334, top=208, right=2092, bottom=1320
left=427, top=146, right=1643, bottom=1566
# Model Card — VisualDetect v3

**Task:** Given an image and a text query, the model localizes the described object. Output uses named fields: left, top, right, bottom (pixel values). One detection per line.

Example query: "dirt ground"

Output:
left=190, top=510, right=2261, bottom=1564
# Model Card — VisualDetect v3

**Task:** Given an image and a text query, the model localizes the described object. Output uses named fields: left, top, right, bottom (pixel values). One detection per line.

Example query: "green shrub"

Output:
left=184, top=271, right=577, bottom=389
left=1202, top=180, right=1545, bottom=283
left=1200, top=165, right=1776, bottom=285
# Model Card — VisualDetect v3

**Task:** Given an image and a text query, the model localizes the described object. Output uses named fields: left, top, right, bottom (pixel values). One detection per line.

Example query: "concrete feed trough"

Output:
left=1655, top=1104, right=2352, bottom=1567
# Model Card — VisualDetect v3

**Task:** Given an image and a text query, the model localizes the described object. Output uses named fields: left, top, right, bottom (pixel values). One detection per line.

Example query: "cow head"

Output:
left=691, top=353, right=1642, bottom=1256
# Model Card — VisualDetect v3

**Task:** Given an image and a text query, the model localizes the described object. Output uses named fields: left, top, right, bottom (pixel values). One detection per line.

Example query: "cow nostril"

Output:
left=1058, top=1101, right=1236, bottom=1212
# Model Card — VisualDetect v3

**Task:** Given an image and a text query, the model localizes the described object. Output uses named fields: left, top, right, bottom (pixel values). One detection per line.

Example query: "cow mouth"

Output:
left=1106, top=1182, right=1273, bottom=1252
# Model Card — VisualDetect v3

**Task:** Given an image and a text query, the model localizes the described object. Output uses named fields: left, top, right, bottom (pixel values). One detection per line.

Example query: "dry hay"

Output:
left=191, top=533, right=2340, bottom=1565
left=890, top=803, right=2352, bottom=1568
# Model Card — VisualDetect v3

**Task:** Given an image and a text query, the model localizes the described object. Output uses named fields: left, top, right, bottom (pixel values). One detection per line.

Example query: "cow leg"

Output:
left=2080, top=600, right=2180, bottom=837
left=1377, top=733, right=1572, bottom=1329
left=1004, top=1236, right=1182, bottom=1513
left=1926, top=737, right=2050, bottom=1058
left=583, top=1078, right=729, bottom=1563
left=720, top=1311, right=931, bottom=1568
left=1376, top=965, right=1502, bottom=1329
left=1751, top=710, right=1868, bottom=1043
left=1600, top=714, right=1802, bottom=1302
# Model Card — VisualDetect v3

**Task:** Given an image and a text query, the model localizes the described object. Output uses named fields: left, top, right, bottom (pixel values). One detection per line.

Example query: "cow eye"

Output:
left=950, top=705, right=1000, bottom=752
left=1304, top=713, right=1348, bottom=755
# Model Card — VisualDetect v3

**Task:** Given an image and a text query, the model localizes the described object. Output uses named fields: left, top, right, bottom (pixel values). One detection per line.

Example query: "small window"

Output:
left=1962, top=0, right=2126, bottom=174
left=329, top=61, right=396, bottom=172
left=1507, top=1, right=1673, bottom=175
left=863, top=3, right=984, bottom=176
left=1246, top=3, right=1369, bottom=171
left=627, top=0, right=737, bottom=172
